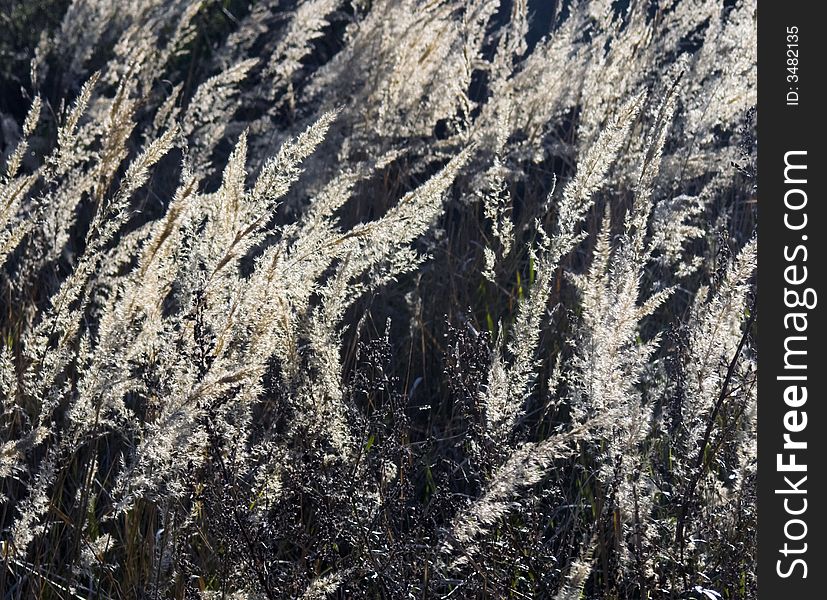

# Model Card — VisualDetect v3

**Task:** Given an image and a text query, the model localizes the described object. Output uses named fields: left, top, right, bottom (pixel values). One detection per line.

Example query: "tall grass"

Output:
left=0, top=0, right=756, bottom=598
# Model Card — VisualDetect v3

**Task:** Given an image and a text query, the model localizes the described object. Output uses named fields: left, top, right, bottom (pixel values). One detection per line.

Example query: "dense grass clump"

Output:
left=1, top=1, right=756, bottom=598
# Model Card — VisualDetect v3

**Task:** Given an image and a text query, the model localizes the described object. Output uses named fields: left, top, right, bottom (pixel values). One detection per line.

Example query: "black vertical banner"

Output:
left=757, top=1, right=825, bottom=596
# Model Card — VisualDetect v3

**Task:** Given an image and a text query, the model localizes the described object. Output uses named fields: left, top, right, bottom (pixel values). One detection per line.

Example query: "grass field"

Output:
left=0, top=1, right=757, bottom=597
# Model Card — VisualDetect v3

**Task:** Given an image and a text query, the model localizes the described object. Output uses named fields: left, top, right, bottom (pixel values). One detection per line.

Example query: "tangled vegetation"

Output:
left=0, top=0, right=756, bottom=598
